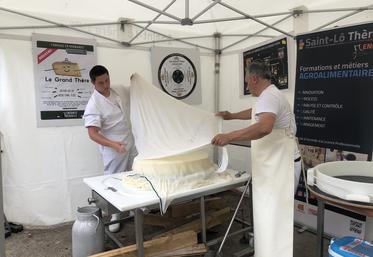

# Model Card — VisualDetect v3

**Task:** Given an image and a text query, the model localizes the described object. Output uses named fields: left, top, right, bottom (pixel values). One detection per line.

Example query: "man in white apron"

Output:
left=215, top=112, right=301, bottom=193
left=83, top=65, right=137, bottom=232
left=212, top=62, right=295, bottom=257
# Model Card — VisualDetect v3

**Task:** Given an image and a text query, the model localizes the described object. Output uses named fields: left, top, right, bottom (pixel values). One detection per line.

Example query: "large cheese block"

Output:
left=122, top=150, right=217, bottom=191
left=132, top=150, right=216, bottom=177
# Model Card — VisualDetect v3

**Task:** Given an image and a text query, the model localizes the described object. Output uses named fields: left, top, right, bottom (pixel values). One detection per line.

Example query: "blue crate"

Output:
left=329, top=236, right=373, bottom=257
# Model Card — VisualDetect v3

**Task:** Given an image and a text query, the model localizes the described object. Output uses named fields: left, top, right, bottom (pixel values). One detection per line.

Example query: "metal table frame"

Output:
left=308, top=186, right=373, bottom=257
left=87, top=174, right=251, bottom=257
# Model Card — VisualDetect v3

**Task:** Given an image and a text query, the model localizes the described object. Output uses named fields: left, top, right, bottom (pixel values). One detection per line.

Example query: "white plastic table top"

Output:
left=83, top=169, right=250, bottom=212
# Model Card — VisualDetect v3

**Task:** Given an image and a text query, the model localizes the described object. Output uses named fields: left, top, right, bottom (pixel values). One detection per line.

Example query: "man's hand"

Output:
left=112, top=141, right=127, bottom=154
left=216, top=111, right=232, bottom=120
left=211, top=133, right=232, bottom=146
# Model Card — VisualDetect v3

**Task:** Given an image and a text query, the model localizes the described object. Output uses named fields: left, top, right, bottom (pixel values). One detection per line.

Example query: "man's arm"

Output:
left=211, top=112, right=275, bottom=146
left=87, top=126, right=126, bottom=153
left=216, top=108, right=252, bottom=120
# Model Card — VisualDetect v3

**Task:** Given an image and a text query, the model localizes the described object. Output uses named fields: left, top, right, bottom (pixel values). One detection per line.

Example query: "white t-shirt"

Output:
left=255, top=84, right=296, bottom=135
left=254, top=84, right=300, bottom=159
left=83, top=88, right=133, bottom=145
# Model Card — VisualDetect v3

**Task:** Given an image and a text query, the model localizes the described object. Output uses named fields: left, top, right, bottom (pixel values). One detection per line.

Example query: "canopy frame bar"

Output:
left=0, top=4, right=372, bottom=53
left=221, top=14, right=293, bottom=51
left=312, top=4, right=373, bottom=31
left=128, top=0, right=182, bottom=22
left=128, top=0, right=177, bottom=44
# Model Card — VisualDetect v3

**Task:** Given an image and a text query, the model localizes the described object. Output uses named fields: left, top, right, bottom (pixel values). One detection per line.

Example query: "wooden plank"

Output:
left=170, top=197, right=225, bottom=218
left=151, top=244, right=208, bottom=257
left=89, top=230, right=197, bottom=257
left=143, top=214, right=183, bottom=228
left=155, top=207, right=232, bottom=238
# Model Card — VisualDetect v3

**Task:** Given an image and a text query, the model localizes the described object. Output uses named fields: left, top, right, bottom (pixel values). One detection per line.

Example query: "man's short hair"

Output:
left=246, top=62, right=271, bottom=80
left=89, top=65, right=109, bottom=82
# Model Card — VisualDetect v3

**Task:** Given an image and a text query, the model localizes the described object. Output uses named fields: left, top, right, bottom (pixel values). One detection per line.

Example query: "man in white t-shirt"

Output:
left=214, top=112, right=301, bottom=193
left=212, top=62, right=297, bottom=257
left=83, top=65, right=137, bottom=232
left=212, top=65, right=301, bottom=192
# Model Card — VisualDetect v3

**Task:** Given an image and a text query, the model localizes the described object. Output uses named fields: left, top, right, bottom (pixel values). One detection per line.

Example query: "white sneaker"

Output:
left=109, top=213, right=121, bottom=233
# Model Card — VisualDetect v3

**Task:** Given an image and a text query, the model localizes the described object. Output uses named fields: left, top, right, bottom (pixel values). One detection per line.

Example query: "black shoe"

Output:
left=9, top=222, right=23, bottom=233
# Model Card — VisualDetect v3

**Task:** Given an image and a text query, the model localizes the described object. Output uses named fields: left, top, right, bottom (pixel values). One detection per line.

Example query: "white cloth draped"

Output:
left=130, top=73, right=222, bottom=160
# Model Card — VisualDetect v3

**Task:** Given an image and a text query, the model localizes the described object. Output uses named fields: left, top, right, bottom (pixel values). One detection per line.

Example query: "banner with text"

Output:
left=32, top=33, right=96, bottom=127
left=294, top=23, right=373, bottom=238
left=295, top=23, right=373, bottom=154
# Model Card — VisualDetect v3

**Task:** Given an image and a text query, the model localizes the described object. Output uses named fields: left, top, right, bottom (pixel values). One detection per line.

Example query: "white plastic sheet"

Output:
left=130, top=73, right=223, bottom=160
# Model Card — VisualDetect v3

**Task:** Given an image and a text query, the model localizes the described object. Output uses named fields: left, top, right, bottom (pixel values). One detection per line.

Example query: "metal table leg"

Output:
left=201, top=196, right=207, bottom=244
left=317, top=199, right=325, bottom=257
left=216, top=180, right=250, bottom=256
left=135, top=208, right=144, bottom=257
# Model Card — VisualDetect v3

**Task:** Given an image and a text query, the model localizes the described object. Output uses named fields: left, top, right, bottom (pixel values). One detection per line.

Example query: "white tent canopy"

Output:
left=0, top=0, right=373, bottom=226
left=1, top=0, right=373, bottom=52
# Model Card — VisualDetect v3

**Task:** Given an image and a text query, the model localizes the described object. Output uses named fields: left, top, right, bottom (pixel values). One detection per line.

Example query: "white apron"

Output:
left=102, top=87, right=137, bottom=175
left=251, top=108, right=294, bottom=257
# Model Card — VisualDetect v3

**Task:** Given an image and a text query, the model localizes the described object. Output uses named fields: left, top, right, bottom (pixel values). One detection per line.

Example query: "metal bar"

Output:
left=131, top=35, right=213, bottom=45
left=192, top=0, right=220, bottom=22
left=234, top=217, right=252, bottom=227
left=185, top=0, right=189, bottom=18
left=221, top=33, right=274, bottom=38
left=131, top=23, right=215, bottom=51
left=221, top=13, right=292, bottom=51
left=0, top=134, right=4, bottom=257
left=129, top=0, right=177, bottom=43
left=195, top=11, right=293, bottom=24
left=105, top=228, right=125, bottom=247
left=0, top=20, right=180, bottom=30
left=217, top=181, right=250, bottom=254
left=304, top=6, right=373, bottom=14
left=200, top=196, right=207, bottom=244
left=131, top=20, right=180, bottom=24
left=195, top=16, right=249, bottom=24
left=312, top=5, right=373, bottom=31
left=135, top=208, right=144, bottom=257
left=218, top=1, right=293, bottom=37
left=213, top=33, right=221, bottom=163
left=316, top=200, right=325, bottom=257
left=206, top=227, right=251, bottom=246
left=0, top=7, right=123, bottom=44
left=0, top=21, right=120, bottom=30
left=128, top=0, right=182, bottom=22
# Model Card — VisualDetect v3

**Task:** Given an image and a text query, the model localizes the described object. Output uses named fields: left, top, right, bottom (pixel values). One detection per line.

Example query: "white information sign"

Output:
left=32, top=33, right=97, bottom=127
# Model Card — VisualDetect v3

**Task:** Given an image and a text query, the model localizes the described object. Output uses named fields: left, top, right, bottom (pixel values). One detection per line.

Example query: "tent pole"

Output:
left=131, top=35, right=214, bottom=45
left=129, top=0, right=177, bottom=43
left=221, top=14, right=292, bottom=51
left=185, top=0, right=189, bottom=18
left=312, top=4, right=373, bottom=31
left=217, top=1, right=293, bottom=38
left=128, top=0, right=182, bottom=22
left=304, top=6, right=373, bottom=14
left=0, top=134, right=4, bottom=257
left=0, top=20, right=180, bottom=30
left=221, top=34, right=274, bottom=38
left=213, top=32, right=221, bottom=163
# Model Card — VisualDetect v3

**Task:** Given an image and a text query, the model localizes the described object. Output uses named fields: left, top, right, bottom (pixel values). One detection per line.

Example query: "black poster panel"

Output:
left=295, top=23, right=373, bottom=154
left=243, top=38, right=288, bottom=95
